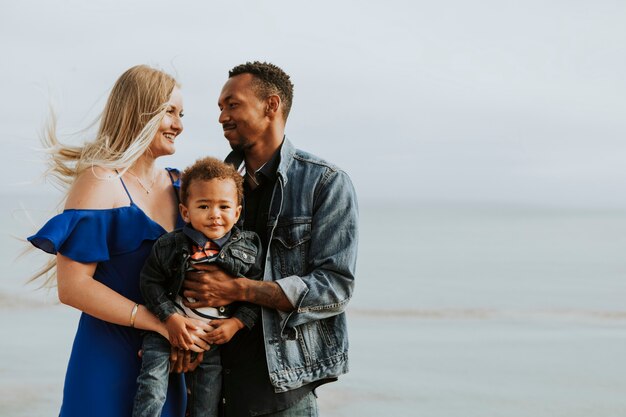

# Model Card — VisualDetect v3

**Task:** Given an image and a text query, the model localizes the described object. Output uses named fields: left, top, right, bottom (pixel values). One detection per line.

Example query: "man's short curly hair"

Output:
left=229, top=61, right=294, bottom=120
left=180, top=157, right=244, bottom=205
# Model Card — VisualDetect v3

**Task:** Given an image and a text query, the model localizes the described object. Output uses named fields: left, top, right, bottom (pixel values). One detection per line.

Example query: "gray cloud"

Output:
left=3, top=0, right=626, bottom=208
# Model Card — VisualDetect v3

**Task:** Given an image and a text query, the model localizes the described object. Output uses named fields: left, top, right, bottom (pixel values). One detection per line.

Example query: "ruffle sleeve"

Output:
left=27, top=207, right=165, bottom=263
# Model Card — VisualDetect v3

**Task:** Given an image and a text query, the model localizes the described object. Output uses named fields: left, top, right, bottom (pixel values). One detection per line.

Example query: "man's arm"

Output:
left=184, top=168, right=357, bottom=326
left=183, top=264, right=294, bottom=312
left=273, top=169, right=358, bottom=329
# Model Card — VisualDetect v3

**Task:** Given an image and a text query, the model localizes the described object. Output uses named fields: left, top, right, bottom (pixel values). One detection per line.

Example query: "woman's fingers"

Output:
left=192, top=335, right=211, bottom=351
left=189, top=343, right=205, bottom=353
left=183, top=331, right=195, bottom=347
left=189, top=318, right=214, bottom=331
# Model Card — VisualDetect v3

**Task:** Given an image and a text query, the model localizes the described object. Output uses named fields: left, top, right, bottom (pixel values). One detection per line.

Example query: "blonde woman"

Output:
left=28, top=65, right=211, bottom=417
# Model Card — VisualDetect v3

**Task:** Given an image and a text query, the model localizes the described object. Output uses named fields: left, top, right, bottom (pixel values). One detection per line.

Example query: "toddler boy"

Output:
left=133, top=157, right=261, bottom=417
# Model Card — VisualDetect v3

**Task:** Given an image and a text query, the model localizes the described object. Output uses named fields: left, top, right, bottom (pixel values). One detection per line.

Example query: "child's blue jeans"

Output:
left=133, top=332, right=221, bottom=417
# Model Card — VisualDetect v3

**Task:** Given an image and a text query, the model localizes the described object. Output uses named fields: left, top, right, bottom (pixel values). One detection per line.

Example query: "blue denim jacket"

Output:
left=140, top=225, right=262, bottom=329
left=229, top=138, right=358, bottom=393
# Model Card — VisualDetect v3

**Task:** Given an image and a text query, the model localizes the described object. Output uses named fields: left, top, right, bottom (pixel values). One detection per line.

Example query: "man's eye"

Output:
left=229, top=103, right=238, bottom=109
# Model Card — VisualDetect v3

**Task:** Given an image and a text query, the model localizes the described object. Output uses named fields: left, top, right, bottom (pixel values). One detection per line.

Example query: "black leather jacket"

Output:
left=140, top=225, right=262, bottom=329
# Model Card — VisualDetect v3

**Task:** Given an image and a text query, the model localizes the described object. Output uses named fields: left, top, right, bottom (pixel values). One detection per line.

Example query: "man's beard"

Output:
left=229, top=136, right=254, bottom=152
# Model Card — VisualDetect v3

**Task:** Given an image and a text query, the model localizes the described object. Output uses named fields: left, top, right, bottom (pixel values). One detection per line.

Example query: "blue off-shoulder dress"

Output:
left=28, top=169, right=187, bottom=417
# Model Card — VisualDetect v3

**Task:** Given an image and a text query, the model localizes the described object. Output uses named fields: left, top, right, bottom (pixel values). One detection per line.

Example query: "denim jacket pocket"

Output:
left=228, top=247, right=256, bottom=265
left=291, top=319, right=337, bottom=365
left=272, top=218, right=311, bottom=277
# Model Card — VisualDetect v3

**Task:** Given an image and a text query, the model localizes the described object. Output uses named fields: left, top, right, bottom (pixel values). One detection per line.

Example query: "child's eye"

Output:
left=220, top=205, right=230, bottom=210
left=198, top=205, right=208, bottom=210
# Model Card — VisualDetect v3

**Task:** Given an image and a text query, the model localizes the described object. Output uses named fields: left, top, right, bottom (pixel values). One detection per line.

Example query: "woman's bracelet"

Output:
left=129, top=303, right=139, bottom=328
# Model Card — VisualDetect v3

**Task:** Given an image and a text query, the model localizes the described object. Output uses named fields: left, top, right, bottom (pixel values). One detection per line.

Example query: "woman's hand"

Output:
left=158, top=316, right=212, bottom=350
left=164, top=314, right=196, bottom=350
left=186, top=318, right=213, bottom=351
left=167, top=318, right=213, bottom=373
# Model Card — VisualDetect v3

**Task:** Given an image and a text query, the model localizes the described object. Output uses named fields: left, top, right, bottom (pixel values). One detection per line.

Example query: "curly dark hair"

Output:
left=180, top=157, right=244, bottom=205
left=229, top=61, right=294, bottom=119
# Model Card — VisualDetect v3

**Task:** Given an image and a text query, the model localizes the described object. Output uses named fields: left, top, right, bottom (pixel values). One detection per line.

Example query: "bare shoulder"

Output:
left=65, top=166, right=128, bottom=210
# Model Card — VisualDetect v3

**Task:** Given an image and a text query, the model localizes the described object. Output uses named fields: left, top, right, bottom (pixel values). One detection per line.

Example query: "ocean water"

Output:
left=2, top=195, right=626, bottom=416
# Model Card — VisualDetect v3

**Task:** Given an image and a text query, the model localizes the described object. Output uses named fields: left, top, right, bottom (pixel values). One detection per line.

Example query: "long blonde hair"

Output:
left=45, top=65, right=178, bottom=188
left=33, top=65, right=178, bottom=286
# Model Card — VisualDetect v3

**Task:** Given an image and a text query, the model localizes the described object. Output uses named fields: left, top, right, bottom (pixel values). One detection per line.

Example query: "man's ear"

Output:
left=179, top=203, right=190, bottom=223
left=266, top=94, right=281, bottom=116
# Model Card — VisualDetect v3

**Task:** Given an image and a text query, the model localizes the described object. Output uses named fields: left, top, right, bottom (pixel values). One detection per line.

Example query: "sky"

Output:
left=2, top=0, right=626, bottom=208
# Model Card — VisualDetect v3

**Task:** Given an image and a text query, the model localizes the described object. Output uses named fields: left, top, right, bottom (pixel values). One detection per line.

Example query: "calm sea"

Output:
left=2, top=195, right=626, bottom=416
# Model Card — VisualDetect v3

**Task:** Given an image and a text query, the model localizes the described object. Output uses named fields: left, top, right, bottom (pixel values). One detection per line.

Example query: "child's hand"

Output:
left=165, top=313, right=197, bottom=350
left=206, top=318, right=244, bottom=345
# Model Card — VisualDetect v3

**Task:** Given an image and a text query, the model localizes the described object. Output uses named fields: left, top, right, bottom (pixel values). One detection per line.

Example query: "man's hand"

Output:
left=184, top=263, right=294, bottom=312
left=183, top=264, right=241, bottom=308
left=169, top=347, right=204, bottom=373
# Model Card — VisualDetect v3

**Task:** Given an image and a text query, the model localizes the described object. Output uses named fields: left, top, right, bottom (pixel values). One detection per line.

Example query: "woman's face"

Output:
left=149, top=86, right=184, bottom=158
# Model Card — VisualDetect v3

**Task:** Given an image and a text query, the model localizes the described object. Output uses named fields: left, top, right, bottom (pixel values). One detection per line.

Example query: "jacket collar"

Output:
left=182, top=223, right=231, bottom=248
left=276, top=137, right=295, bottom=185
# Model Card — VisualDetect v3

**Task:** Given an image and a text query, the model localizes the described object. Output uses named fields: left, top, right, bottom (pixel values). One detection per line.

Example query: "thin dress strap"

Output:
left=115, top=170, right=134, bottom=204
left=167, top=169, right=181, bottom=204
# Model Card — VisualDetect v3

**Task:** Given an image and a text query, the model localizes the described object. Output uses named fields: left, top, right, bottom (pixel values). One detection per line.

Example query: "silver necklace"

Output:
left=246, top=162, right=268, bottom=187
left=246, top=170, right=260, bottom=186
left=127, top=170, right=157, bottom=194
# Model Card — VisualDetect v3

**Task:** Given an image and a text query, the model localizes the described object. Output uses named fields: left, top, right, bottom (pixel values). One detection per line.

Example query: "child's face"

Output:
left=179, top=178, right=242, bottom=240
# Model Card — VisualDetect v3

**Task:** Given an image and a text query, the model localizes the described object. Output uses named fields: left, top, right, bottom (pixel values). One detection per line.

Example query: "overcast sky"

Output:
left=3, top=0, right=626, bottom=208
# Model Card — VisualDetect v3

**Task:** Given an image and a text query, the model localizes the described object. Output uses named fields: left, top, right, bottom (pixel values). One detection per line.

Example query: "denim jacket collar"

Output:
left=182, top=223, right=231, bottom=248
left=276, top=137, right=296, bottom=185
